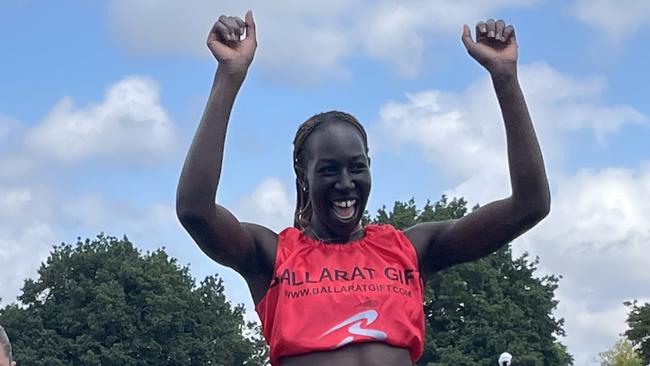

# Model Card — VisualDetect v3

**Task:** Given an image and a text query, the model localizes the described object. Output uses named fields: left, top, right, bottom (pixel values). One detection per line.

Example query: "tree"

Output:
left=0, top=234, right=267, bottom=365
left=625, top=301, right=650, bottom=365
left=599, top=338, right=643, bottom=366
left=368, top=196, right=572, bottom=366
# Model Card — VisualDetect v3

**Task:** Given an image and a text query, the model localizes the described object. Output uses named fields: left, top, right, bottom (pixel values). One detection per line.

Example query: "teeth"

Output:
left=333, top=199, right=356, bottom=208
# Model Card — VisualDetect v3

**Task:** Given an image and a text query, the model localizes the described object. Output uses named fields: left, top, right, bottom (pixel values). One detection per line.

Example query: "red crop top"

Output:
left=255, top=224, right=425, bottom=365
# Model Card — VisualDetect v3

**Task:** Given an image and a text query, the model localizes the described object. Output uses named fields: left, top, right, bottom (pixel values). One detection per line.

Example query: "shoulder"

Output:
left=403, top=220, right=455, bottom=270
left=241, top=222, right=279, bottom=245
left=403, top=221, right=452, bottom=247
left=366, top=223, right=417, bottom=250
left=241, top=224, right=312, bottom=264
left=239, top=223, right=279, bottom=274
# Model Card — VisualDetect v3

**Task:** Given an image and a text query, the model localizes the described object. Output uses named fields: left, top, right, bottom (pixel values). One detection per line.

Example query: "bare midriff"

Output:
left=280, top=342, right=412, bottom=366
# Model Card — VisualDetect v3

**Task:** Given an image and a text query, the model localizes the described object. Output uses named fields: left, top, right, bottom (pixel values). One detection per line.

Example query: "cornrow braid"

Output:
left=292, top=111, right=369, bottom=230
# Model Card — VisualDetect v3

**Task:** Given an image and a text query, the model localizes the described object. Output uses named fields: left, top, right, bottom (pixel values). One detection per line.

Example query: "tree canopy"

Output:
left=367, top=196, right=572, bottom=366
left=624, top=301, right=650, bottom=365
left=599, top=338, right=643, bottom=366
left=0, top=196, right=571, bottom=365
left=0, top=235, right=266, bottom=365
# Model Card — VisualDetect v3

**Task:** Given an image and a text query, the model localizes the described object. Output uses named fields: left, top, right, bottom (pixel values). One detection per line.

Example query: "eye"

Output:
left=318, top=166, right=338, bottom=176
left=350, top=162, right=368, bottom=173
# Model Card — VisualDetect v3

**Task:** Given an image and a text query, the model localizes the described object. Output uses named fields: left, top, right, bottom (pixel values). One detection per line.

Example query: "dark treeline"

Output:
left=1, top=196, right=577, bottom=365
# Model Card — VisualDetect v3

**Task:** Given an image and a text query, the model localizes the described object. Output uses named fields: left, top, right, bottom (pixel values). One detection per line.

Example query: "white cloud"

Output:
left=59, top=194, right=178, bottom=238
left=573, top=0, right=650, bottom=42
left=356, top=0, right=536, bottom=77
left=0, top=184, right=56, bottom=228
left=379, top=88, right=504, bottom=177
left=25, top=76, right=175, bottom=163
left=106, top=0, right=357, bottom=83
left=106, top=0, right=537, bottom=81
left=0, top=155, right=34, bottom=182
left=516, top=165, right=650, bottom=365
left=556, top=297, right=632, bottom=365
left=0, top=182, right=182, bottom=305
left=231, top=177, right=294, bottom=232
left=0, top=222, right=57, bottom=303
left=0, top=114, right=20, bottom=141
left=0, top=188, right=33, bottom=218
left=0, top=183, right=58, bottom=303
left=378, top=62, right=646, bottom=203
left=0, top=75, right=180, bottom=305
left=520, top=166, right=650, bottom=302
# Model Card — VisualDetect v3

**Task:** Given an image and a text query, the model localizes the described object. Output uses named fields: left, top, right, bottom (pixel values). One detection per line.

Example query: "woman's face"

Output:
left=301, top=120, right=371, bottom=238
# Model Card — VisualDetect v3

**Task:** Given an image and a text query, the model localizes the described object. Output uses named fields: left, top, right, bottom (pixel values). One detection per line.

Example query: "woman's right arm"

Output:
left=176, top=11, right=276, bottom=278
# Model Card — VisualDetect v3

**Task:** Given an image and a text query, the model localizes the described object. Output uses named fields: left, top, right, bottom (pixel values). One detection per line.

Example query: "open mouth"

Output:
left=332, top=199, right=356, bottom=220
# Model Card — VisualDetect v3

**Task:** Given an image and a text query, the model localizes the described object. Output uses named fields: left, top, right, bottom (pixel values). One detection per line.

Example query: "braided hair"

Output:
left=292, top=111, right=369, bottom=230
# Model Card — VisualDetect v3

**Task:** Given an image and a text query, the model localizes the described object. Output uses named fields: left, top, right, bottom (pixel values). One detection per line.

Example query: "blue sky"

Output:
left=1, top=0, right=649, bottom=364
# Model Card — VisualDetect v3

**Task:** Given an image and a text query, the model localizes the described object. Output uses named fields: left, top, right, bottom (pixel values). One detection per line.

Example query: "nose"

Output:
left=335, top=168, right=355, bottom=191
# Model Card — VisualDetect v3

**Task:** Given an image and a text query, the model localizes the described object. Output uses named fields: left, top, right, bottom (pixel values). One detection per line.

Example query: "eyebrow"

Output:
left=316, top=155, right=367, bottom=163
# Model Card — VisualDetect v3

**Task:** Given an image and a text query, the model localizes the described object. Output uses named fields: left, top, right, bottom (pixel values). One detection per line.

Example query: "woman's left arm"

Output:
left=406, top=20, right=550, bottom=276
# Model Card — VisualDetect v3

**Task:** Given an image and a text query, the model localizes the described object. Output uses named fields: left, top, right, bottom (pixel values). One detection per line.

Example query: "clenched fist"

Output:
left=207, top=10, right=257, bottom=77
left=461, top=19, right=517, bottom=77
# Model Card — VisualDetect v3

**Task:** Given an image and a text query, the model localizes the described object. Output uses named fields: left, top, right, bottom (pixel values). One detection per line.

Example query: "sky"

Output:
left=1, top=0, right=649, bottom=364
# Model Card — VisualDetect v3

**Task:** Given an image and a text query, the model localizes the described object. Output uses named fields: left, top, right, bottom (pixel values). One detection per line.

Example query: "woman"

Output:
left=176, top=11, right=550, bottom=366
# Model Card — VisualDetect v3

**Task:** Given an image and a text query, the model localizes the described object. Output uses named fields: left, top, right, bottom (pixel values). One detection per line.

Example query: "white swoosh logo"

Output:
left=319, top=309, right=387, bottom=348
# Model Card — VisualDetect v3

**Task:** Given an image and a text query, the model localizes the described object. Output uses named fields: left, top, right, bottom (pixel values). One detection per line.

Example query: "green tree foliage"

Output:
left=368, top=196, right=572, bottom=366
left=625, top=301, right=650, bottom=365
left=599, top=338, right=643, bottom=366
left=0, top=235, right=267, bottom=366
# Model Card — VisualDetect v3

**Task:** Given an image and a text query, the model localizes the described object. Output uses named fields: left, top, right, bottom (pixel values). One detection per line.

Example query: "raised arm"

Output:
left=176, top=11, right=276, bottom=283
left=406, top=19, right=550, bottom=276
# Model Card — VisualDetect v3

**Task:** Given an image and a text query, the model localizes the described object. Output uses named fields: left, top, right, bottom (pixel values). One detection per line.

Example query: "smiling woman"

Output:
left=292, top=111, right=371, bottom=241
left=175, top=10, right=550, bottom=366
